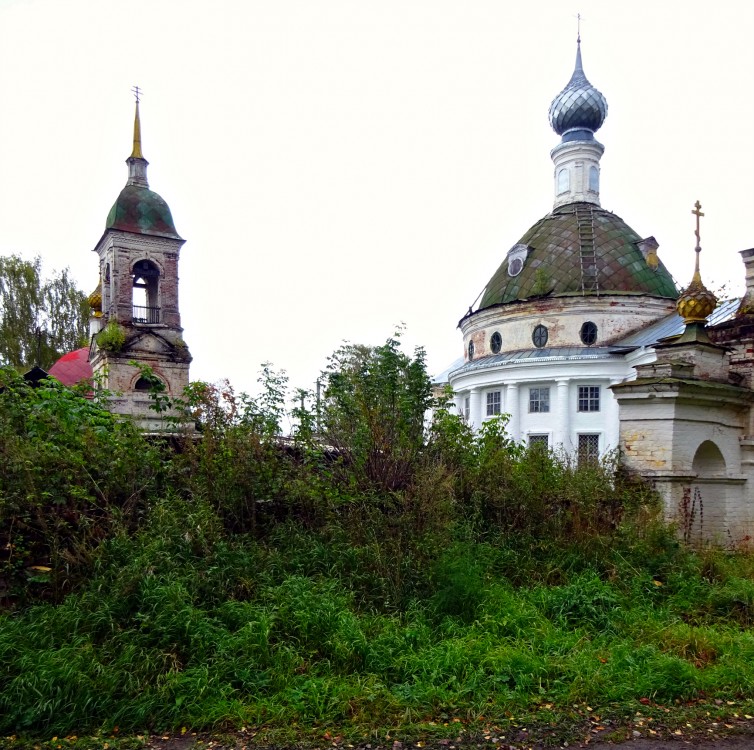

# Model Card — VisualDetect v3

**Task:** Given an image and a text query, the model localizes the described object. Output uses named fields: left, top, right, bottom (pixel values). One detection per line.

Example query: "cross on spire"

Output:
left=692, top=200, right=704, bottom=251
left=576, top=12, right=583, bottom=44
left=132, top=85, right=142, bottom=103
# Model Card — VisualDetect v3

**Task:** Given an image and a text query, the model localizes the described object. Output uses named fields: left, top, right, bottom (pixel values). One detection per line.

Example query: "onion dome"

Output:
left=677, top=201, right=717, bottom=324
left=105, top=100, right=182, bottom=240
left=88, top=283, right=102, bottom=317
left=677, top=273, right=716, bottom=323
left=548, top=40, right=607, bottom=137
left=477, top=203, right=678, bottom=311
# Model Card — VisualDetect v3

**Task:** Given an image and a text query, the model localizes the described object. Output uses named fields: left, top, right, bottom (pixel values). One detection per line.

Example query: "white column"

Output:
left=469, top=388, right=482, bottom=432
left=606, top=378, right=622, bottom=451
left=556, top=379, right=571, bottom=451
left=506, top=383, right=520, bottom=441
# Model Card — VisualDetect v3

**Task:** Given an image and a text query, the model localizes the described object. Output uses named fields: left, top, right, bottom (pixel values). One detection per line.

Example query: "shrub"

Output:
left=95, top=318, right=126, bottom=352
left=0, top=368, right=160, bottom=605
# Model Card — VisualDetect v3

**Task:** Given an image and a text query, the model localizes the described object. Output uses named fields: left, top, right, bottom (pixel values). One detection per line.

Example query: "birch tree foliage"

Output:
left=0, top=254, right=89, bottom=370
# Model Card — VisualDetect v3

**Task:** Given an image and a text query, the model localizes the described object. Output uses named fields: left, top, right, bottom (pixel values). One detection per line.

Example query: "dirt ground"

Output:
left=144, top=724, right=754, bottom=750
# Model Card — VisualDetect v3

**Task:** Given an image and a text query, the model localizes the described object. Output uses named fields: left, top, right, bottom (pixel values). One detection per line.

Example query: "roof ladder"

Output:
left=575, top=203, right=599, bottom=295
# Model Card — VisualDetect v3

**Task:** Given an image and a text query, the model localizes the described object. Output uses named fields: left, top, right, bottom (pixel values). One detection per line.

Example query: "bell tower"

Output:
left=89, top=94, right=191, bottom=430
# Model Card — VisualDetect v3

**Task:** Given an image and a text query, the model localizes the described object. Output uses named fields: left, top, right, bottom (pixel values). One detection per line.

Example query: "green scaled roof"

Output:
left=105, top=185, right=181, bottom=239
left=478, top=202, right=678, bottom=310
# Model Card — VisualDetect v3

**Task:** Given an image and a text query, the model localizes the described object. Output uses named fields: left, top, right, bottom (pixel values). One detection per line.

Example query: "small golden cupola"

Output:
left=88, top=283, right=103, bottom=317
left=676, top=201, right=717, bottom=327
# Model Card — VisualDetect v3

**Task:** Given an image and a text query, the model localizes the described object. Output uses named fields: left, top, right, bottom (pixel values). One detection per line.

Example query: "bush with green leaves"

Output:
left=320, top=333, right=434, bottom=493
left=170, top=366, right=295, bottom=534
left=0, top=368, right=161, bottom=604
left=95, top=318, right=127, bottom=352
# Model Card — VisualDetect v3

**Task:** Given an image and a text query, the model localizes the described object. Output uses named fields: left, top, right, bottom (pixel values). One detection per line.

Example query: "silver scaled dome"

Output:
left=548, top=41, right=608, bottom=136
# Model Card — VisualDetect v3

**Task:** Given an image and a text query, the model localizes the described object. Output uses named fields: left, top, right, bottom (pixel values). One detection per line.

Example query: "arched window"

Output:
left=134, top=376, right=155, bottom=391
left=132, top=259, right=160, bottom=323
left=468, top=340, right=475, bottom=361
left=557, top=168, right=570, bottom=194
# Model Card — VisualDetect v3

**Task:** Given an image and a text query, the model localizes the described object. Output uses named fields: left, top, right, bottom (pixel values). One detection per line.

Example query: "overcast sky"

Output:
left=1, top=0, right=752, bottom=399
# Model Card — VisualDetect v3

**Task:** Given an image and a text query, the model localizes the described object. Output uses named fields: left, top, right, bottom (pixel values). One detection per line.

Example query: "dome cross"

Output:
left=692, top=200, right=704, bottom=252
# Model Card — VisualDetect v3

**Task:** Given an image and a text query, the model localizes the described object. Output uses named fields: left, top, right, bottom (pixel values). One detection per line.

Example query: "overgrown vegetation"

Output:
left=95, top=318, right=127, bottom=353
left=1, top=335, right=754, bottom=741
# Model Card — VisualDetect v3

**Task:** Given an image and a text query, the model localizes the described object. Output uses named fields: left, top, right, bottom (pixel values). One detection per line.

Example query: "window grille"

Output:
left=578, top=434, right=600, bottom=466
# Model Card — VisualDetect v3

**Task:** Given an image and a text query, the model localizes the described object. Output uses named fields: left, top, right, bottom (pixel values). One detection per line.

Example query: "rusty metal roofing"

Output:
left=105, top=185, right=181, bottom=239
left=477, top=203, right=679, bottom=310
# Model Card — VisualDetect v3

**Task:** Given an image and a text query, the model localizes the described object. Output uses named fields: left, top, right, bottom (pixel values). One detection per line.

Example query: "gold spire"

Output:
left=676, top=200, right=717, bottom=325
left=130, top=99, right=143, bottom=159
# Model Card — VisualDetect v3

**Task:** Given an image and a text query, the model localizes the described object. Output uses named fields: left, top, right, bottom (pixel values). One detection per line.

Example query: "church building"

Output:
left=444, top=37, right=679, bottom=461
left=439, top=37, right=754, bottom=545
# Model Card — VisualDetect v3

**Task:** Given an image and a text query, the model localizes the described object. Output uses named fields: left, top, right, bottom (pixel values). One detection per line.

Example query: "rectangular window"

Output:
left=486, top=390, right=501, bottom=416
left=578, top=433, right=600, bottom=466
left=529, top=387, right=550, bottom=413
left=463, top=396, right=470, bottom=420
left=529, top=434, right=549, bottom=449
left=578, top=385, right=600, bottom=412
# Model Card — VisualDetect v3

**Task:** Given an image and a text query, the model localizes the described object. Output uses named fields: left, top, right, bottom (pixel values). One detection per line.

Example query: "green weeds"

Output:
left=2, top=341, right=754, bottom=739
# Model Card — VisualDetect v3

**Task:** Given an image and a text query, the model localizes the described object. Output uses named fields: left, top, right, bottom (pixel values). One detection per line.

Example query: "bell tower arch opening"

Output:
left=132, top=259, right=161, bottom=324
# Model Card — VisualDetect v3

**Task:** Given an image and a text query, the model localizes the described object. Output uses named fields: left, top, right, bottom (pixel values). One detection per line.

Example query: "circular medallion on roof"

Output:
left=507, top=244, right=529, bottom=277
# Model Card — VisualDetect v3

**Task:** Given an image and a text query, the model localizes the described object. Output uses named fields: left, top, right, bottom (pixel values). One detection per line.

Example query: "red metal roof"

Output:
left=48, top=347, right=93, bottom=386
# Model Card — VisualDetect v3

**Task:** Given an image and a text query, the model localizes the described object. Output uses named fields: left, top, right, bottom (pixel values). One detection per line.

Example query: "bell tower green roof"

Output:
left=104, top=98, right=181, bottom=240
left=105, top=185, right=180, bottom=239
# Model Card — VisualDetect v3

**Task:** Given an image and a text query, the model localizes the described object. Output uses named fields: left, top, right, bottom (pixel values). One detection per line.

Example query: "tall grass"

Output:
left=2, top=492, right=754, bottom=735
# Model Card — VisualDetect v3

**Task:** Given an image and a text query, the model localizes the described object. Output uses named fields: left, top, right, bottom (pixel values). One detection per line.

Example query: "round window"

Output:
left=580, top=321, right=598, bottom=346
left=532, top=324, right=548, bottom=348
left=490, top=331, right=502, bottom=354
left=468, top=340, right=475, bottom=361
left=508, top=257, right=524, bottom=277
